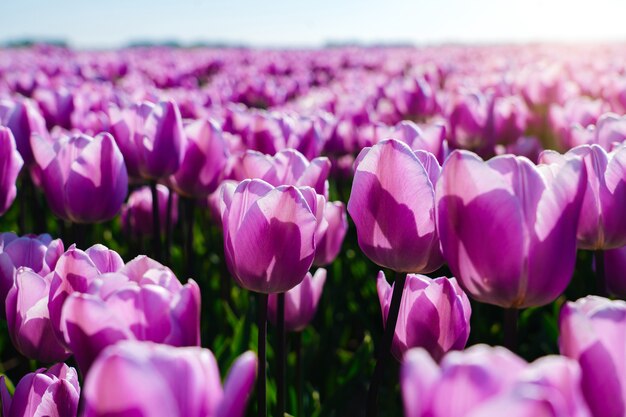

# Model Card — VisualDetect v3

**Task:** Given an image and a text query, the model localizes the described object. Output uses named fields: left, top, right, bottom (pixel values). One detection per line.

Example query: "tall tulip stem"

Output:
left=503, top=308, right=518, bottom=352
left=366, top=271, right=406, bottom=417
left=277, top=293, right=286, bottom=417
left=595, top=250, right=607, bottom=297
left=164, top=188, right=174, bottom=264
left=257, top=293, right=268, bottom=417
left=149, top=181, right=161, bottom=261
left=295, top=332, right=303, bottom=417
left=183, top=197, right=196, bottom=278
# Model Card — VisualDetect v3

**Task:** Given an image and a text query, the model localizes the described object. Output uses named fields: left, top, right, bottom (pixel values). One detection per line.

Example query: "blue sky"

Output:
left=3, top=0, right=626, bottom=48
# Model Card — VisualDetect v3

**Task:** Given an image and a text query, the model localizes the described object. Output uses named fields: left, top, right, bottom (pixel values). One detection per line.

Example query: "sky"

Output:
left=2, top=0, right=626, bottom=48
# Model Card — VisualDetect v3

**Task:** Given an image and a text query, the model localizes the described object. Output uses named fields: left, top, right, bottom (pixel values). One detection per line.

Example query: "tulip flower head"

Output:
left=348, top=139, right=443, bottom=273
left=6, top=267, right=71, bottom=362
left=59, top=255, right=201, bottom=373
left=31, top=132, right=128, bottom=223
left=121, top=184, right=179, bottom=236
left=377, top=271, right=471, bottom=361
left=268, top=268, right=326, bottom=332
left=83, top=341, right=256, bottom=417
left=540, top=144, right=626, bottom=250
left=436, top=150, right=586, bottom=308
left=559, top=296, right=626, bottom=417
left=401, top=345, right=591, bottom=417
left=0, top=127, right=24, bottom=216
left=0, top=232, right=63, bottom=318
left=220, top=179, right=319, bottom=294
left=0, top=363, right=80, bottom=417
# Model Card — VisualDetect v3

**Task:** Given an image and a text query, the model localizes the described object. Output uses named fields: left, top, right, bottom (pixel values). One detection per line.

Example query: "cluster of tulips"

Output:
left=0, top=43, right=625, bottom=417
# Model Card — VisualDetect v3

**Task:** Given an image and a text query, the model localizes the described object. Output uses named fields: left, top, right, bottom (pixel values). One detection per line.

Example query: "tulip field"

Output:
left=1, top=44, right=626, bottom=417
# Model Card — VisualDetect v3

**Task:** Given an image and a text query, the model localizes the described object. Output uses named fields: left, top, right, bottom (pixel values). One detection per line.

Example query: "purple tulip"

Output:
left=436, top=150, right=586, bottom=308
left=58, top=254, right=200, bottom=373
left=0, top=233, right=63, bottom=318
left=48, top=244, right=124, bottom=343
left=348, top=139, right=443, bottom=273
left=31, top=132, right=128, bottom=223
left=447, top=92, right=490, bottom=153
left=268, top=268, right=326, bottom=332
left=401, top=345, right=591, bottom=417
left=0, top=363, right=80, bottom=417
left=560, top=296, right=626, bottom=417
left=220, top=179, right=318, bottom=293
left=389, top=121, right=448, bottom=165
left=313, top=201, right=348, bottom=266
left=6, top=268, right=71, bottom=362
left=83, top=341, right=256, bottom=417
left=604, top=246, right=626, bottom=297
left=540, top=144, right=626, bottom=250
left=377, top=271, right=470, bottom=361
left=233, top=148, right=331, bottom=198
left=0, top=127, right=24, bottom=215
left=0, top=99, right=47, bottom=166
left=109, top=100, right=185, bottom=180
left=33, top=87, right=75, bottom=130
left=121, top=184, right=179, bottom=236
left=170, top=118, right=229, bottom=198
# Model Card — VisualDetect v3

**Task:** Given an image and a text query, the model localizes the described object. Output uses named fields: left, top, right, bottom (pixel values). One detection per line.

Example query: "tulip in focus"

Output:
left=83, top=341, right=256, bottom=417
left=220, top=179, right=318, bottom=294
left=268, top=268, right=326, bottom=332
left=559, top=296, right=626, bottom=417
left=121, top=184, right=178, bottom=236
left=401, top=345, right=591, bottom=417
left=348, top=139, right=443, bottom=273
left=0, top=363, right=80, bottom=417
left=31, top=132, right=128, bottom=223
left=377, top=271, right=470, bottom=361
left=436, top=151, right=586, bottom=308
left=0, top=127, right=23, bottom=216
